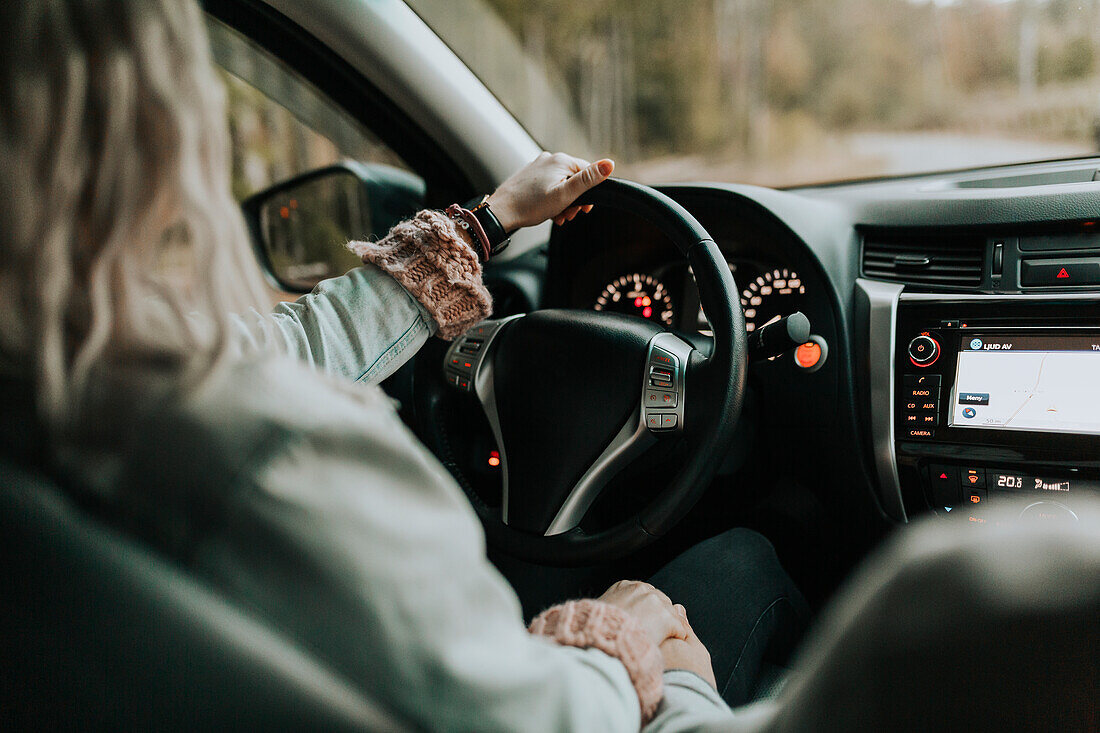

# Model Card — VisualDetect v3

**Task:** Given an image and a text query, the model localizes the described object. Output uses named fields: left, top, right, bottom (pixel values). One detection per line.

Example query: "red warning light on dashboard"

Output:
left=487, top=450, right=501, bottom=468
left=1057, top=267, right=1070, bottom=279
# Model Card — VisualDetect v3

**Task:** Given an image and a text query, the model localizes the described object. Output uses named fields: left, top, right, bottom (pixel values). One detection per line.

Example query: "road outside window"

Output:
left=409, top=0, right=1100, bottom=187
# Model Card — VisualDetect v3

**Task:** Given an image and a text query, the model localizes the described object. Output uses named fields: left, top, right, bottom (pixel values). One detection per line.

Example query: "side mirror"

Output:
left=242, top=161, right=425, bottom=292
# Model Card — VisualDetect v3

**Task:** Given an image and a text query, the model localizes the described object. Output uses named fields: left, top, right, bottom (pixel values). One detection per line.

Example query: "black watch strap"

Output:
left=464, top=195, right=510, bottom=258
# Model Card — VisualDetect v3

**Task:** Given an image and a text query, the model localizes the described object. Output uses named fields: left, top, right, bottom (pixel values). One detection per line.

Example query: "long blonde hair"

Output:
left=0, top=0, right=270, bottom=440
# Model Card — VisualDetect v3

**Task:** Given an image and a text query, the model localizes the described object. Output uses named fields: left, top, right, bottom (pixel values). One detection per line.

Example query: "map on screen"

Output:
left=950, top=335, right=1100, bottom=436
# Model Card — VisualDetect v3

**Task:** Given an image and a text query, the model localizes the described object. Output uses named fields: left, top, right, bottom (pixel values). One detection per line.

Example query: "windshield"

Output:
left=407, top=0, right=1100, bottom=187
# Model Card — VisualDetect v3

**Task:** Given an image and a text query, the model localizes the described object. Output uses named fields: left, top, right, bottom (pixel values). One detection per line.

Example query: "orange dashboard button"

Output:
left=795, top=341, right=822, bottom=369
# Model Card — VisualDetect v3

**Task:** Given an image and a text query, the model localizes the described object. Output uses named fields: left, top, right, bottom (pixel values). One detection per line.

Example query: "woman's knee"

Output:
left=710, top=528, right=807, bottom=617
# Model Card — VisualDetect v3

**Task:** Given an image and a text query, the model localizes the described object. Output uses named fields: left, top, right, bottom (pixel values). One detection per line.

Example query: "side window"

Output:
left=206, top=16, right=423, bottom=292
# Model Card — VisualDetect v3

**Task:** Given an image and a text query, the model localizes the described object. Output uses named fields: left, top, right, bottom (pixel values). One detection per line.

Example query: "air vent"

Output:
left=862, top=232, right=984, bottom=288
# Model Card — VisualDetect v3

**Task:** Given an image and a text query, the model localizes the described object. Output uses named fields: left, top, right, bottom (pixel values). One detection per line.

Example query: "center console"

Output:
left=859, top=282, right=1100, bottom=525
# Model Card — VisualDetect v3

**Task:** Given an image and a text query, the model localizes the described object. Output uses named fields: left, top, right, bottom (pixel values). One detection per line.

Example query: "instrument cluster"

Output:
left=590, top=259, right=809, bottom=336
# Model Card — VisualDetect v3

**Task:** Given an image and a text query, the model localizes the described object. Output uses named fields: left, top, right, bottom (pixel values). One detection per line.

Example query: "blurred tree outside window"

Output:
left=408, top=0, right=1100, bottom=187
left=206, top=17, right=412, bottom=200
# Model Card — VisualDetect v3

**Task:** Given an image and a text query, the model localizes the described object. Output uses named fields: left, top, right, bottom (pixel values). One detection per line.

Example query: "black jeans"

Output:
left=649, top=528, right=809, bottom=709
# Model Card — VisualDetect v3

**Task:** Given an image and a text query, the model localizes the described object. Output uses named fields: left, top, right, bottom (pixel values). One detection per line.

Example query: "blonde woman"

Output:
left=0, top=1, right=805, bottom=729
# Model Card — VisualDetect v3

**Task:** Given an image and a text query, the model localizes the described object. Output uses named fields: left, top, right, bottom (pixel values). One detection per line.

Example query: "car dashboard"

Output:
left=534, top=185, right=856, bottom=568
left=536, top=157, right=1100, bottom=540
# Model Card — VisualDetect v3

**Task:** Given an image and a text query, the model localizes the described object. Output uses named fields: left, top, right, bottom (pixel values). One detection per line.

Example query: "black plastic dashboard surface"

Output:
left=534, top=158, right=1100, bottom=536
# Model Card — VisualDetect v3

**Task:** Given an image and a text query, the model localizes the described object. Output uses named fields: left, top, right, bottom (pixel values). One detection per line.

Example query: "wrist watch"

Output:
left=464, top=195, right=511, bottom=259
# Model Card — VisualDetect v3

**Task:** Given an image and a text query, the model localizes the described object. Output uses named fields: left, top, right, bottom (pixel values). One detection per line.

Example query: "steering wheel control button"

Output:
left=442, top=315, right=524, bottom=395
left=645, top=389, right=677, bottom=408
left=907, top=335, right=940, bottom=367
left=448, top=355, right=475, bottom=373
left=650, top=348, right=679, bottom=369
left=458, top=339, right=483, bottom=355
left=649, top=366, right=674, bottom=388
left=641, top=332, right=691, bottom=436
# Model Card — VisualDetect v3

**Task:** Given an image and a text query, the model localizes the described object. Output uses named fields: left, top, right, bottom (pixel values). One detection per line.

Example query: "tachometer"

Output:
left=594, top=273, right=675, bottom=326
left=740, top=268, right=805, bottom=332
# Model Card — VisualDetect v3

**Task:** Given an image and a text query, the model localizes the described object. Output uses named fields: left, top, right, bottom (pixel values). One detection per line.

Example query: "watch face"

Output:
left=473, top=202, right=508, bottom=244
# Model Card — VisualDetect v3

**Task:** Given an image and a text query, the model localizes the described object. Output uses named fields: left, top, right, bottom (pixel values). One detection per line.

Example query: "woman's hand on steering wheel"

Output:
left=487, top=152, right=615, bottom=231
left=422, top=178, right=746, bottom=566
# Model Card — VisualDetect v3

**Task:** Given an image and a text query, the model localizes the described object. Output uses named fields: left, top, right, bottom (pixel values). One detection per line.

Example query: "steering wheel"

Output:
left=417, top=179, right=747, bottom=566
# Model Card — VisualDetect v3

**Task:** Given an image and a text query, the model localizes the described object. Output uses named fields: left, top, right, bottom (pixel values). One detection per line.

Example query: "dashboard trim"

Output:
left=900, top=292, right=1100, bottom=301
left=857, top=278, right=908, bottom=522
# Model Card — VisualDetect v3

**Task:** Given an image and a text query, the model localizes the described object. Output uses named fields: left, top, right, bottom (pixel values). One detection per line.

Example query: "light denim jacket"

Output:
left=232, top=265, right=437, bottom=386
left=169, top=263, right=737, bottom=731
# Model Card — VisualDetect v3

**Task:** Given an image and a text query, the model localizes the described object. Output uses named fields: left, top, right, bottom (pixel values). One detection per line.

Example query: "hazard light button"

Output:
left=1020, top=258, right=1100, bottom=287
left=928, top=464, right=959, bottom=507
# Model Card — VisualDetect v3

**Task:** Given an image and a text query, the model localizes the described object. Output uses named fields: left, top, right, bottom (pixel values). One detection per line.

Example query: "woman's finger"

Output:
left=666, top=608, right=691, bottom=639
left=639, top=582, right=676, bottom=609
left=559, top=158, right=614, bottom=201
left=560, top=153, right=590, bottom=173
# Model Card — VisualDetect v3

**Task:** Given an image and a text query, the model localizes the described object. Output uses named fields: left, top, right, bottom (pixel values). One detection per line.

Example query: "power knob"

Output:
left=908, top=335, right=940, bottom=367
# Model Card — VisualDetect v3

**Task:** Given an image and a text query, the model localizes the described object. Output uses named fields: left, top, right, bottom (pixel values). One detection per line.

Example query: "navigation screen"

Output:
left=950, top=334, right=1100, bottom=435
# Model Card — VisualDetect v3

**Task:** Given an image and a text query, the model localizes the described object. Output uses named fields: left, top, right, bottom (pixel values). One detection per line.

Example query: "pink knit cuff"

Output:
left=347, top=210, right=492, bottom=340
left=528, top=599, right=663, bottom=724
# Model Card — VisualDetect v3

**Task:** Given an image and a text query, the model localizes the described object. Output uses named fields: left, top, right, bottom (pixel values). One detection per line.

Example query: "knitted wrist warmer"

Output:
left=347, top=210, right=492, bottom=340
left=528, top=599, right=664, bottom=724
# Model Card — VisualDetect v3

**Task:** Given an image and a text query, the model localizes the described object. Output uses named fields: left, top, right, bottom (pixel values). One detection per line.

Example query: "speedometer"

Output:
left=594, top=273, right=675, bottom=326
left=740, top=268, right=805, bottom=332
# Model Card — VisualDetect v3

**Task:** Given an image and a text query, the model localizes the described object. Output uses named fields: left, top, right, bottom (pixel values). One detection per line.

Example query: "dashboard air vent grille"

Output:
left=862, top=232, right=984, bottom=288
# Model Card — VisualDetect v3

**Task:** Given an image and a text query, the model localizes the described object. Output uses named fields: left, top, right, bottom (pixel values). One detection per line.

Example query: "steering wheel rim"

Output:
left=418, top=179, right=747, bottom=566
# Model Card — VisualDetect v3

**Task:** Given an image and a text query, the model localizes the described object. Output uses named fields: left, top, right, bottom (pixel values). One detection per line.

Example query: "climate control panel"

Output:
left=923, top=462, right=1095, bottom=523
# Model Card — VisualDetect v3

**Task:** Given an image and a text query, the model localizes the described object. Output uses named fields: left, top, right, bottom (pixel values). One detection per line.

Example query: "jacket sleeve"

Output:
left=232, top=210, right=492, bottom=386
left=232, top=264, right=437, bottom=385
left=644, top=671, right=737, bottom=731
left=184, top=361, right=734, bottom=732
